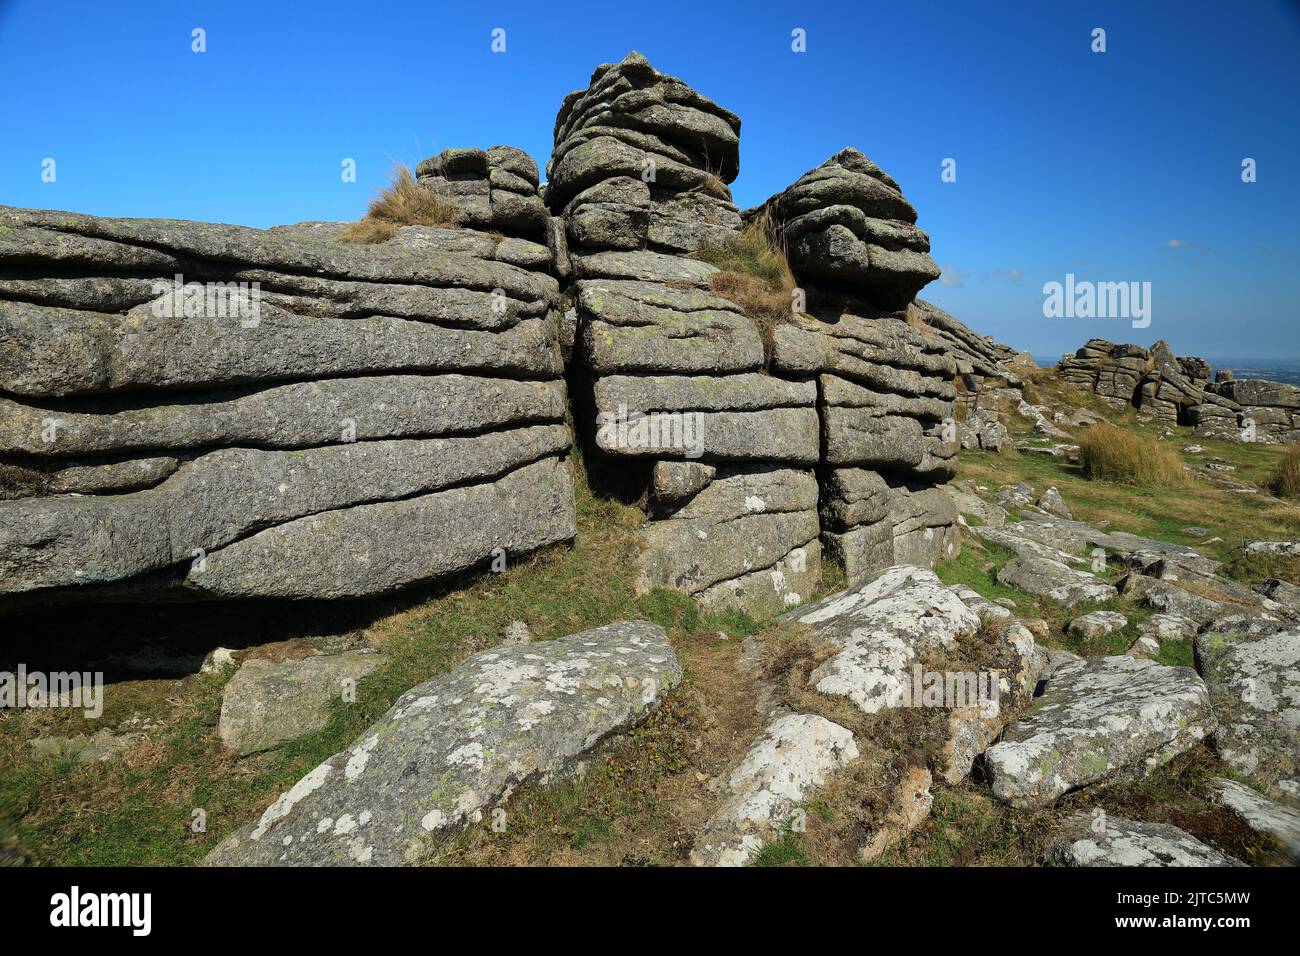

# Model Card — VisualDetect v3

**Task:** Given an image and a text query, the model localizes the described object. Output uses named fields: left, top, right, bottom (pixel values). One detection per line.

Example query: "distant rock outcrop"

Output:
left=1057, top=338, right=1300, bottom=442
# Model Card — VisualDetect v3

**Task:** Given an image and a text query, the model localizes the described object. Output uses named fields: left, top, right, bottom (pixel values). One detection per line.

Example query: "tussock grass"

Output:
left=905, top=302, right=933, bottom=335
left=694, top=213, right=797, bottom=365
left=1077, top=423, right=1188, bottom=486
left=338, top=163, right=460, bottom=244
left=1268, top=444, right=1300, bottom=499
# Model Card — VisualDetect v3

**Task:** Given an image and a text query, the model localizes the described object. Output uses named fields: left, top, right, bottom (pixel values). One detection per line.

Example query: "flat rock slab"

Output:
left=780, top=566, right=982, bottom=715
left=986, top=656, right=1214, bottom=808
left=205, top=621, right=681, bottom=866
left=996, top=555, right=1117, bottom=607
left=218, top=650, right=387, bottom=756
left=1210, top=778, right=1300, bottom=864
left=1195, top=625, right=1300, bottom=801
left=1048, top=813, right=1242, bottom=867
left=690, top=713, right=858, bottom=867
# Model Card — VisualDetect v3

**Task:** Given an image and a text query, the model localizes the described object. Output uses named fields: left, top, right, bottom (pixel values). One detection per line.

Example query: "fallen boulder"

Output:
left=218, top=649, right=387, bottom=756
left=689, top=713, right=858, bottom=866
left=205, top=621, right=681, bottom=866
left=1048, top=813, right=1242, bottom=867
left=1195, top=624, right=1300, bottom=801
left=986, top=656, right=1214, bottom=808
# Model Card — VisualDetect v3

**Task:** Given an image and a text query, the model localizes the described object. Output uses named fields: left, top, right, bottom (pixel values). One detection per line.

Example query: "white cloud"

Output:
left=939, top=264, right=966, bottom=287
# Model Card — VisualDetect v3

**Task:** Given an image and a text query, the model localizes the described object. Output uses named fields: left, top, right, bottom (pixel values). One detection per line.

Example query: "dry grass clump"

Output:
left=1268, top=445, right=1300, bottom=499
left=905, top=302, right=933, bottom=335
left=338, top=163, right=460, bottom=244
left=694, top=213, right=798, bottom=365
left=1077, top=423, right=1188, bottom=486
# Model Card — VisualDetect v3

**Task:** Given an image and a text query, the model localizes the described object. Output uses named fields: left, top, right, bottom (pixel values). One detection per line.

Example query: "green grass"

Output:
left=752, top=818, right=812, bottom=867
left=1221, top=551, right=1300, bottom=588
left=0, top=451, right=694, bottom=865
left=867, top=788, right=1053, bottom=867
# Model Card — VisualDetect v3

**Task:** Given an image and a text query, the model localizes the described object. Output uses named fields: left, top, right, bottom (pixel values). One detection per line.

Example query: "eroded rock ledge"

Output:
left=1, top=50, right=964, bottom=616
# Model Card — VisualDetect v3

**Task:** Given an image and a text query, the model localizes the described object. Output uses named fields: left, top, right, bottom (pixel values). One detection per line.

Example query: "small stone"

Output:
left=1209, top=778, right=1300, bottom=864
left=1048, top=813, right=1242, bottom=867
left=501, top=621, right=532, bottom=646
left=1036, top=486, right=1073, bottom=519
left=218, top=649, right=387, bottom=756
left=1065, top=610, right=1128, bottom=641
left=202, top=647, right=238, bottom=674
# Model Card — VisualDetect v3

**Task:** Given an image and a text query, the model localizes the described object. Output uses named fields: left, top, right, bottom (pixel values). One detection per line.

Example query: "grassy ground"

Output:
left=3, top=371, right=1294, bottom=867
left=959, top=370, right=1300, bottom=564
left=0, top=451, right=786, bottom=866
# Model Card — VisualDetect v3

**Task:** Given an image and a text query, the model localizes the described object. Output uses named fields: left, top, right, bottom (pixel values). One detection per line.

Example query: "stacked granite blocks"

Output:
left=1057, top=338, right=1297, bottom=442
left=1195, top=379, right=1300, bottom=443
left=550, top=53, right=822, bottom=617
left=0, top=199, right=575, bottom=609
left=758, top=154, right=960, bottom=586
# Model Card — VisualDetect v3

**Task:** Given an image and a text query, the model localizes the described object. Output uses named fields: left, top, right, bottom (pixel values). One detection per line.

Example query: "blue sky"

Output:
left=1, top=0, right=1297, bottom=358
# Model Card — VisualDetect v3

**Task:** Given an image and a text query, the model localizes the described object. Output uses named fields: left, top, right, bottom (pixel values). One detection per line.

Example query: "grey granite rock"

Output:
left=986, top=656, right=1215, bottom=808
left=1195, top=624, right=1300, bottom=801
left=219, top=650, right=387, bottom=756
left=205, top=621, right=681, bottom=865
left=1048, top=813, right=1242, bottom=867
left=690, top=713, right=858, bottom=867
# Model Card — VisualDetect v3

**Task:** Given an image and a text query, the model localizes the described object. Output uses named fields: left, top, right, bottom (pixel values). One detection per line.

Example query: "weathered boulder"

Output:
left=1210, top=778, right=1300, bottom=863
left=218, top=650, right=387, bottom=756
left=1036, top=486, right=1072, bottom=519
left=1195, top=624, right=1300, bottom=801
left=690, top=713, right=858, bottom=866
left=778, top=567, right=1040, bottom=749
left=206, top=621, right=681, bottom=866
left=1048, top=813, right=1242, bottom=867
left=986, top=656, right=1215, bottom=808
left=758, top=149, right=939, bottom=310
left=1065, top=610, right=1128, bottom=641
left=1138, top=613, right=1198, bottom=642
left=996, top=555, right=1117, bottom=607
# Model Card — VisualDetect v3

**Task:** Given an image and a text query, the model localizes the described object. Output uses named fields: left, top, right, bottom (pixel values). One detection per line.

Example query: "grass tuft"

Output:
left=1077, top=423, right=1187, bottom=486
left=338, top=163, right=460, bottom=244
left=693, top=213, right=797, bottom=366
left=1267, top=444, right=1300, bottom=499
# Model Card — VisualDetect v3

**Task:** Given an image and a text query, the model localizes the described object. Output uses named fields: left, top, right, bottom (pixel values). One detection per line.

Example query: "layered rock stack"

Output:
left=1193, top=378, right=1300, bottom=443
left=0, top=205, right=575, bottom=609
left=758, top=148, right=939, bottom=310
left=1058, top=338, right=1300, bottom=442
left=551, top=52, right=823, bottom=617
left=909, top=298, right=1031, bottom=410
left=415, top=145, right=550, bottom=242
left=1058, top=339, right=1160, bottom=409
left=0, top=51, right=972, bottom=618
left=756, top=154, right=960, bottom=584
